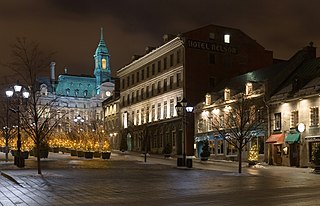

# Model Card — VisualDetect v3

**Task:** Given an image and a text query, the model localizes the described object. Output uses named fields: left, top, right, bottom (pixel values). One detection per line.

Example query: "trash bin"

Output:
left=177, top=157, right=184, bottom=166
left=186, top=158, right=192, bottom=168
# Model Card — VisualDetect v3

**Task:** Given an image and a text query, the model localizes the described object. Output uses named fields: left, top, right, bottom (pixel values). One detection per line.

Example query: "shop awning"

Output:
left=285, top=133, right=300, bottom=144
left=305, top=136, right=320, bottom=141
left=266, top=134, right=285, bottom=144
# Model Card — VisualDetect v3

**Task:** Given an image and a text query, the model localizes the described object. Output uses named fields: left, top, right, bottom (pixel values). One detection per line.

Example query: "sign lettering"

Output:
left=187, top=39, right=238, bottom=54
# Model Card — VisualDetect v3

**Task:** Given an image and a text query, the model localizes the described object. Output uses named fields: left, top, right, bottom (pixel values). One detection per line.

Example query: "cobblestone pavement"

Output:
left=0, top=152, right=320, bottom=206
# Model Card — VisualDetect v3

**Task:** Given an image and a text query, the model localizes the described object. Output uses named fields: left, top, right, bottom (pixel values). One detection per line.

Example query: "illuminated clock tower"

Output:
left=94, top=28, right=111, bottom=94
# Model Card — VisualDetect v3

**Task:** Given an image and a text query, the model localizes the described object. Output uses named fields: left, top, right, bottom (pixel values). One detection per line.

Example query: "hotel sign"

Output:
left=186, top=39, right=238, bottom=54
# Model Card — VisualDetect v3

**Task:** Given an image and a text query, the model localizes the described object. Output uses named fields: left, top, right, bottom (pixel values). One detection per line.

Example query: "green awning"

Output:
left=285, top=133, right=300, bottom=143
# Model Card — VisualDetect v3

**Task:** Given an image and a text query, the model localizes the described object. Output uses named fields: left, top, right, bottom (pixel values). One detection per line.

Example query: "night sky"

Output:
left=1, top=0, right=319, bottom=78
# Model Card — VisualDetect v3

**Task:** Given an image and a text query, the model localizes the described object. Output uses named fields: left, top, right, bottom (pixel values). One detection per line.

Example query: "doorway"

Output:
left=289, top=143, right=299, bottom=167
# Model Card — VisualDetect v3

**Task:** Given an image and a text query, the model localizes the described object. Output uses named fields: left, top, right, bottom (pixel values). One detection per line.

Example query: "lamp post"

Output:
left=6, top=82, right=30, bottom=168
left=74, top=114, right=85, bottom=131
left=3, top=90, right=13, bottom=162
left=175, top=98, right=193, bottom=167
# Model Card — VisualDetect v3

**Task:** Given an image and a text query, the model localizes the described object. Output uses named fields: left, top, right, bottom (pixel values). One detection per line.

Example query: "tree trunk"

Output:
left=5, top=137, right=8, bottom=162
left=37, top=143, right=42, bottom=175
left=238, top=148, right=242, bottom=173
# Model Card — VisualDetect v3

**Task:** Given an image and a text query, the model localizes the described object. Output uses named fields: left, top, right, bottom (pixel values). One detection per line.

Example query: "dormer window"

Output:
left=40, top=84, right=48, bottom=96
left=205, top=93, right=212, bottom=105
left=224, top=88, right=230, bottom=101
left=66, top=88, right=70, bottom=96
left=246, top=82, right=253, bottom=95
left=75, top=89, right=79, bottom=97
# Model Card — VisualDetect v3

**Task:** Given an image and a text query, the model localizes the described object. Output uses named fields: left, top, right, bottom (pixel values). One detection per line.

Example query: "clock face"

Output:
left=297, top=123, right=305, bottom=132
left=105, top=91, right=111, bottom=97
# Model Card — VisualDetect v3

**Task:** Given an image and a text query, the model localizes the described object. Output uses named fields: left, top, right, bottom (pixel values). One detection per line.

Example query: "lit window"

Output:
left=170, top=99, right=174, bottom=117
left=102, top=59, right=107, bottom=69
left=224, top=34, right=230, bottom=43
left=246, top=82, right=253, bottom=95
left=274, top=113, right=281, bottom=131
left=205, top=94, right=211, bottom=105
left=163, top=101, right=167, bottom=118
left=310, top=107, right=319, bottom=126
left=224, top=88, right=230, bottom=101
left=290, top=110, right=299, bottom=128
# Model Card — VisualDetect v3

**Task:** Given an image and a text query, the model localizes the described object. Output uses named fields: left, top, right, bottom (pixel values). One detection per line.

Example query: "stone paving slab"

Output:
left=0, top=151, right=319, bottom=205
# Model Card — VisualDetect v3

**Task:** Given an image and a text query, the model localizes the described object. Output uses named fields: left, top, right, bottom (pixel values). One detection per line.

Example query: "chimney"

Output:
left=131, top=55, right=142, bottom=62
left=163, top=34, right=175, bottom=43
left=145, top=46, right=155, bottom=54
left=303, top=42, right=316, bottom=59
left=50, top=62, right=56, bottom=81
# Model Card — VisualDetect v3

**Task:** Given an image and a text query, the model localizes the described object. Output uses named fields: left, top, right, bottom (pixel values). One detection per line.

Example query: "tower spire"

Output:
left=100, top=27, right=104, bottom=41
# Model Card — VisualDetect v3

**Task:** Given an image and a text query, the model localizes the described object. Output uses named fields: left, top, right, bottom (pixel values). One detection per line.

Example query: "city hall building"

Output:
left=117, top=24, right=273, bottom=157
left=38, top=29, right=115, bottom=132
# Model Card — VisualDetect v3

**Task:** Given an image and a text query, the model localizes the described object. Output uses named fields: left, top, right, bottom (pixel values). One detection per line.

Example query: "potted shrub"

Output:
left=84, top=140, right=94, bottom=159
left=200, top=140, right=211, bottom=161
left=162, top=143, right=172, bottom=158
left=312, top=144, right=320, bottom=173
left=101, top=140, right=111, bottom=159
left=93, top=141, right=101, bottom=158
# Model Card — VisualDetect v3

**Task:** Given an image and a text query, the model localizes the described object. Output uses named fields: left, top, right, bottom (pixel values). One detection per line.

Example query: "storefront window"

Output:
left=227, top=142, right=237, bottom=155
left=251, top=136, right=265, bottom=154
left=209, top=140, right=215, bottom=154
left=217, top=140, right=224, bottom=154
left=309, top=142, right=320, bottom=162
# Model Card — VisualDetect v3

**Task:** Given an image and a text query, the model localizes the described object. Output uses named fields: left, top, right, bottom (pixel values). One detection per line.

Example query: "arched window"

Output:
left=102, top=59, right=107, bottom=69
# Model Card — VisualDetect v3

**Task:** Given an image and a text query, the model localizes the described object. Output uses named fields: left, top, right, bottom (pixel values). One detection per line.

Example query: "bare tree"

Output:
left=0, top=95, right=17, bottom=161
left=211, top=93, right=266, bottom=173
left=3, top=37, right=62, bottom=174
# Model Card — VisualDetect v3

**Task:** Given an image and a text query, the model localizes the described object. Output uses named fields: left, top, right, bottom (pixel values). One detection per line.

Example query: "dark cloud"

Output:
left=1, top=0, right=320, bottom=78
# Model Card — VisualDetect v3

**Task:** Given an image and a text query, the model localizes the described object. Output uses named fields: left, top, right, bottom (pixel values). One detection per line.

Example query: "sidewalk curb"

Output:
left=1, top=171, right=21, bottom=186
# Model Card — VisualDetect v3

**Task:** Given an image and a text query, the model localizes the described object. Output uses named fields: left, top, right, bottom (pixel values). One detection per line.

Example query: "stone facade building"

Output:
left=117, top=24, right=273, bottom=157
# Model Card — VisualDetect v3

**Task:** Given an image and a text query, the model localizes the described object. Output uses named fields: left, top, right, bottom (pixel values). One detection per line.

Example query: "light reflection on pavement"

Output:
left=0, top=152, right=319, bottom=206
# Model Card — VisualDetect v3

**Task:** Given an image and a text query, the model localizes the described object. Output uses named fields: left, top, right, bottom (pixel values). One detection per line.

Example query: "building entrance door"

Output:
left=273, top=144, right=282, bottom=165
left=289, top=143, right=299, bottom=167
left=127, top=133, right=132, bottom=151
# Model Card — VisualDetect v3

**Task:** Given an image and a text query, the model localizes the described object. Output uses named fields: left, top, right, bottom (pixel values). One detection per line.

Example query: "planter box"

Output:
left=84, top=152, right=94, bottom=159
left=22, top=151, right=29, bottom=159
left=70, top=149, right=77, bottom=156
left=77, top=151, right=84, bottom=157
left=201, top=157, right=209, bottom=161
left=164, top=154, right=171, bottom=158
left=34, top=150, right=49, bottom=158
left=101, top=152, right=111, bottom=159
left=52, top=147, right=59, bottom=153
left=93, top=151, right=101, bottom=158
left=314, top=165, right=320, bottom=174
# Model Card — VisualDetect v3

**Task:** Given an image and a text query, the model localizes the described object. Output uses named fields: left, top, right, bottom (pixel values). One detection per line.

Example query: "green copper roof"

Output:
left=95, top=28, right=109, bottom=57
left=55, top=74, right=96, bottom=98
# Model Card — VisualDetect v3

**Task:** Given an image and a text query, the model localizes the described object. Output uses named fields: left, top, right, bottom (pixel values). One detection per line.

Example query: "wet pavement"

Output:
left=0, top=152, right=320, bottom=205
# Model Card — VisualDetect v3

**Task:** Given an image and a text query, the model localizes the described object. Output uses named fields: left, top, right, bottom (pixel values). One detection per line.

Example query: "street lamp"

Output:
left=6, top=82, right=30, bottom=168
left=175, top=98, right=194, bottom=167
left=74, top=114, right=85, bottom=132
